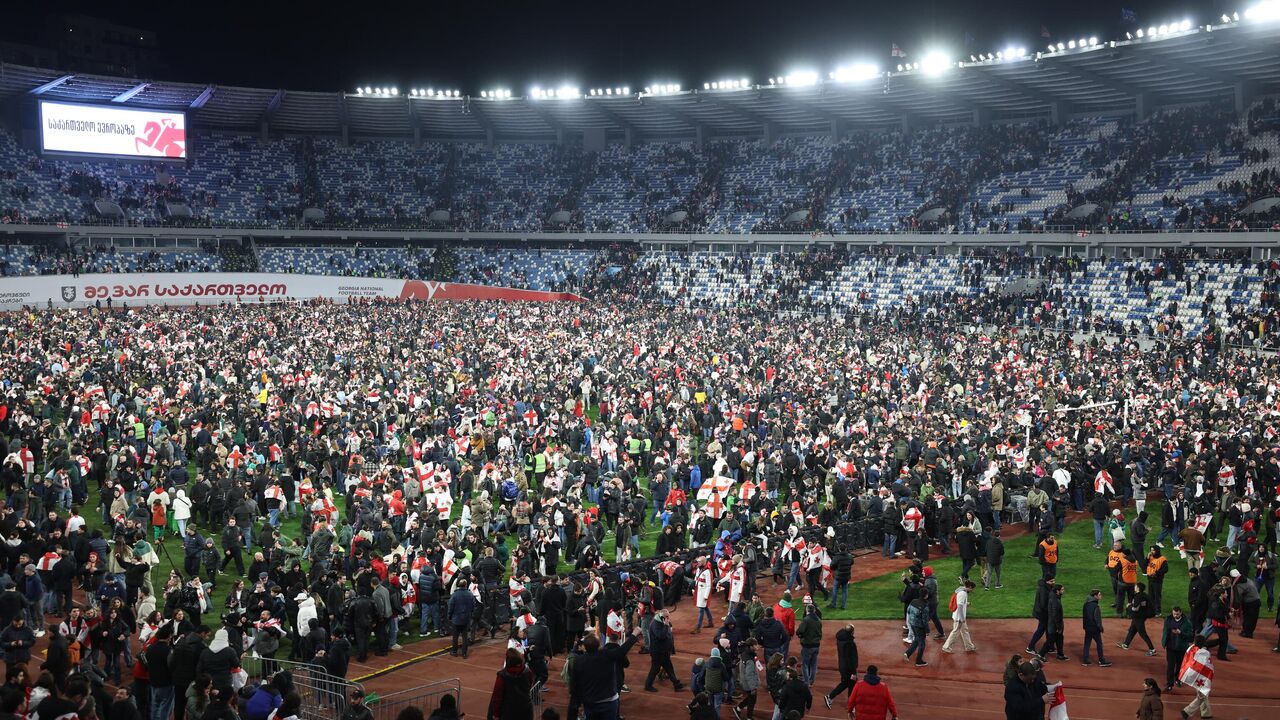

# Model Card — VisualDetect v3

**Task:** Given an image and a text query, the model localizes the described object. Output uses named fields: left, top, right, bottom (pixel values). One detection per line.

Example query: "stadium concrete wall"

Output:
left=0, top=273, right=585, bottom=311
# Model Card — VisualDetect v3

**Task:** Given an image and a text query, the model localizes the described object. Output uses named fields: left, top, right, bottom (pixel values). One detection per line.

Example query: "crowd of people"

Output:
left=3, top=99, right=1279, bottom=235
left=0, top=268, right=1270, bottom=720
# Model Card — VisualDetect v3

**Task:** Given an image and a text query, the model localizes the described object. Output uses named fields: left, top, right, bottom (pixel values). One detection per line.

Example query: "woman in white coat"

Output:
left=172, top=489, right=193, bottom=536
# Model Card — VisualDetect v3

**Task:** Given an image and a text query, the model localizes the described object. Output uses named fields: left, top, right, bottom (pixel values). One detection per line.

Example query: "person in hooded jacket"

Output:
left=846, top=665, right=897, bottom=720
left=195, top=628, right=239, bottom=695
left=822, top=624, right=860, bottom=709
left=487, top=648, right=535, bottom=720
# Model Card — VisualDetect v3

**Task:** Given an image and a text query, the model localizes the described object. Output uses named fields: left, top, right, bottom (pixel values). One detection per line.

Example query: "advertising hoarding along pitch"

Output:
left=39, top=101, right=187, bottom=159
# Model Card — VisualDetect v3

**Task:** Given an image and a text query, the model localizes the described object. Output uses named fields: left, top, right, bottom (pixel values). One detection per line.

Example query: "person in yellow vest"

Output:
left=1118, top=550, right=1140, bottom=618
left=1036, top=534, right=1059, bottom=580
left=1106, top=541, right=1126, bottom=613
left=1145, top=547, right=1168, bottom=616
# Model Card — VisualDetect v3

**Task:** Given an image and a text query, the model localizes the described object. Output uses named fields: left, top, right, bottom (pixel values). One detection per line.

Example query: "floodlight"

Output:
left=482, top=90, right=489, bottom=98
left=1056, top=42, right=1065, bottom=50
left=1180, top=19, right=1192, bottom=31
left=1088, top=37, right=1097, bottom=46
left=390, top=88, right=398, bottom=95
left=1247, top=1, right=1280, bottom=21
left=896, top=64, right=903, bottom=72
left=1068, top=40, right=1076, bottom=49
left=832, top=63, right=879, bottom=82
left=1222, top=14, right=1231, bottom=22
left=919, top=52, right=950, bottom=75
left=785, top=70, right=819, bottom=86
left=996, top=50, right=1004, bottom=59
left=1158, top=24, right=1169, bottom=35
left=622, top=87, right=629, bottom=94
left=740, top=78, right=749, bottom=88
left=1148, top=26, right=1157, bottom=36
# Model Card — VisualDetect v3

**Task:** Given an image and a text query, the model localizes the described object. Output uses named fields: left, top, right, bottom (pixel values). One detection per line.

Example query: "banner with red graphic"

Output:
left=0, top=272, right=585, bottom=311
left=40, top=101, right=188, bottom=159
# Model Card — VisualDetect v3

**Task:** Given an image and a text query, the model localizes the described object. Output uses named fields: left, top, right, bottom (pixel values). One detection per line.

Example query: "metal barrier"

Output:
left=367, top=679, right=462, bottom=720
left=238, top=656, right=367, bottom=720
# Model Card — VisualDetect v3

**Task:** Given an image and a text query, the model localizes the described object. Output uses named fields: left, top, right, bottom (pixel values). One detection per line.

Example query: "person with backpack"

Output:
left=942, top=579, right=977, bottom=654
left=487, top=648, right=535, bottom=720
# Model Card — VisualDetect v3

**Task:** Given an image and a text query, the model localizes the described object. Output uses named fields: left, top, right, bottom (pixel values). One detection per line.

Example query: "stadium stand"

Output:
left=3, top=101, right=1278, bottom=233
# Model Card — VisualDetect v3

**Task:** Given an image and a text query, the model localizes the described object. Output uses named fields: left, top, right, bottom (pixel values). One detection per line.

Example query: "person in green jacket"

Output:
left=1160, top=606, right=1193, bottom=691
left=797, top=603, right=824, bottom=686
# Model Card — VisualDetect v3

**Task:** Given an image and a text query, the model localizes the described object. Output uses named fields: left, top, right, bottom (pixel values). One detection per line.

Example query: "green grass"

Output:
left=823, top=500, right=1193, bottom=620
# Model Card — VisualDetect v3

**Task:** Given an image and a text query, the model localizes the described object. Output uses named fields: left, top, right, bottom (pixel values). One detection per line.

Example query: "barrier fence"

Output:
left=368, top=679, right=463, bottom=720
left=238, top=656, right=367, bottom=720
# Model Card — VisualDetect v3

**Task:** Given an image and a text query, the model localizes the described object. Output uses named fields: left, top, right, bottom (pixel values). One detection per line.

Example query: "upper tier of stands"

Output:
left=2, top=99, right=1277, bottom=234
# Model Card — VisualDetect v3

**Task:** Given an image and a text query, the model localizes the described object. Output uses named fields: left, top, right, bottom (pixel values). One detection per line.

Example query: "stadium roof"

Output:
left=4, top=18, right=1279, bottom=143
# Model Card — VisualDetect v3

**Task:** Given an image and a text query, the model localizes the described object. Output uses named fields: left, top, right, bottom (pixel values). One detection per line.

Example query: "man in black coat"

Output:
left=643, top=610, right=683, bottom=693
left=525, top=618, right=552, bottom=687
left=539, top=575, right=568, bottom=656
left=821, top=623, right=859, bottom=709
left=169, top=625, right=209, bottom=720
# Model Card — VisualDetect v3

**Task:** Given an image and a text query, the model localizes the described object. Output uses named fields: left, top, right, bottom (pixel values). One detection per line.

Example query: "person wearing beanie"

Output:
left=773, top=591, right=797, bottom=658
left=847, top=665, right=897, bottom=720
left=704, top=647, right=727, bottom=716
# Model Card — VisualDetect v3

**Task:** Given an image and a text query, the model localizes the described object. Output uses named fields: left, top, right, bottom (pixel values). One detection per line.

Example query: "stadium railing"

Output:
left=367, top=679, right=462, bottom=720
left=239, top=656, right=366, bottom=720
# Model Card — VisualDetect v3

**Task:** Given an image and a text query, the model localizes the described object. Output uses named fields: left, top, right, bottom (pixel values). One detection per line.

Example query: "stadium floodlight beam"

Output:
left=918, top=52, right=951, bottom=75
left=783, top=70, right=819, bottom=86
left=1088, top=37, right=1098, bottom=46
left=832, top=63, right=880, bottom=82
left=1180, top=19, right=1192, bottom=31
left=1246, top=1, right=1280, bottom=21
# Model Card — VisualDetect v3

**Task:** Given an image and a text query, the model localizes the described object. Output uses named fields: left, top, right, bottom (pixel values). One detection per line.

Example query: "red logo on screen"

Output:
left=135, top=119, right=185, bottom=158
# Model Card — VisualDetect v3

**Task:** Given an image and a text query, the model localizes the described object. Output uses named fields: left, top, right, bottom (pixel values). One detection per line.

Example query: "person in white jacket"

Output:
left=295, top=592, right=318, bottom=636
left=942, top=579, right=977, bottom=653
left=172, top=489, right=193, bottom=536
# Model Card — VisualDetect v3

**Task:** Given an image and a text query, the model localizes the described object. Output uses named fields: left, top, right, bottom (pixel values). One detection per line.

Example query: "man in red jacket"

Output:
left=773, top=590, right=797, bottom=657
left=847, top=665, right=897, bottom=720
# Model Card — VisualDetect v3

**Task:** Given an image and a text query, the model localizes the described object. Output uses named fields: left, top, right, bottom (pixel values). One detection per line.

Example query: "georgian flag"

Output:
left=1047, top=686, right=1069, bottom=720
left=1011, top=448, right=1027, bottom=469
left=77, top=456, right=92, bottom=478
left=1179, top=645, right=1213, bottom=694
left=696, top=475, right=734, bottom=502
left=298, top=478, right=314, bottom=501
left=509, top=576, right=527, bottom=607
left=1193, top=513, right=1212, bottom=534
left=264, top=485, right=284, bottom=502
left=1217, top=465, right=1235, bottom=488
left=701, top=490, right=727, bottom=519
left=433, top=490, right=453, bottom=520
left=1094, top=470, right=1115, bottom=496
left=783, top=535, right=807, bottom=556
left=441, top=548, right=458, bottom=586
left=82, top=385, right=105, bottom=400
left=454, top=435, right=469, bottom=457
left=268, top=444, right=282, bottom=463
left=738, top=480, right=759, bottom=502
left=36, top=552, right=60, bottom=572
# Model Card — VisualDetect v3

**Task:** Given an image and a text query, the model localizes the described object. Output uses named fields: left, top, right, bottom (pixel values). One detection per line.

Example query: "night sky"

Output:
left=10, top=0, right=1234, bottom=93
